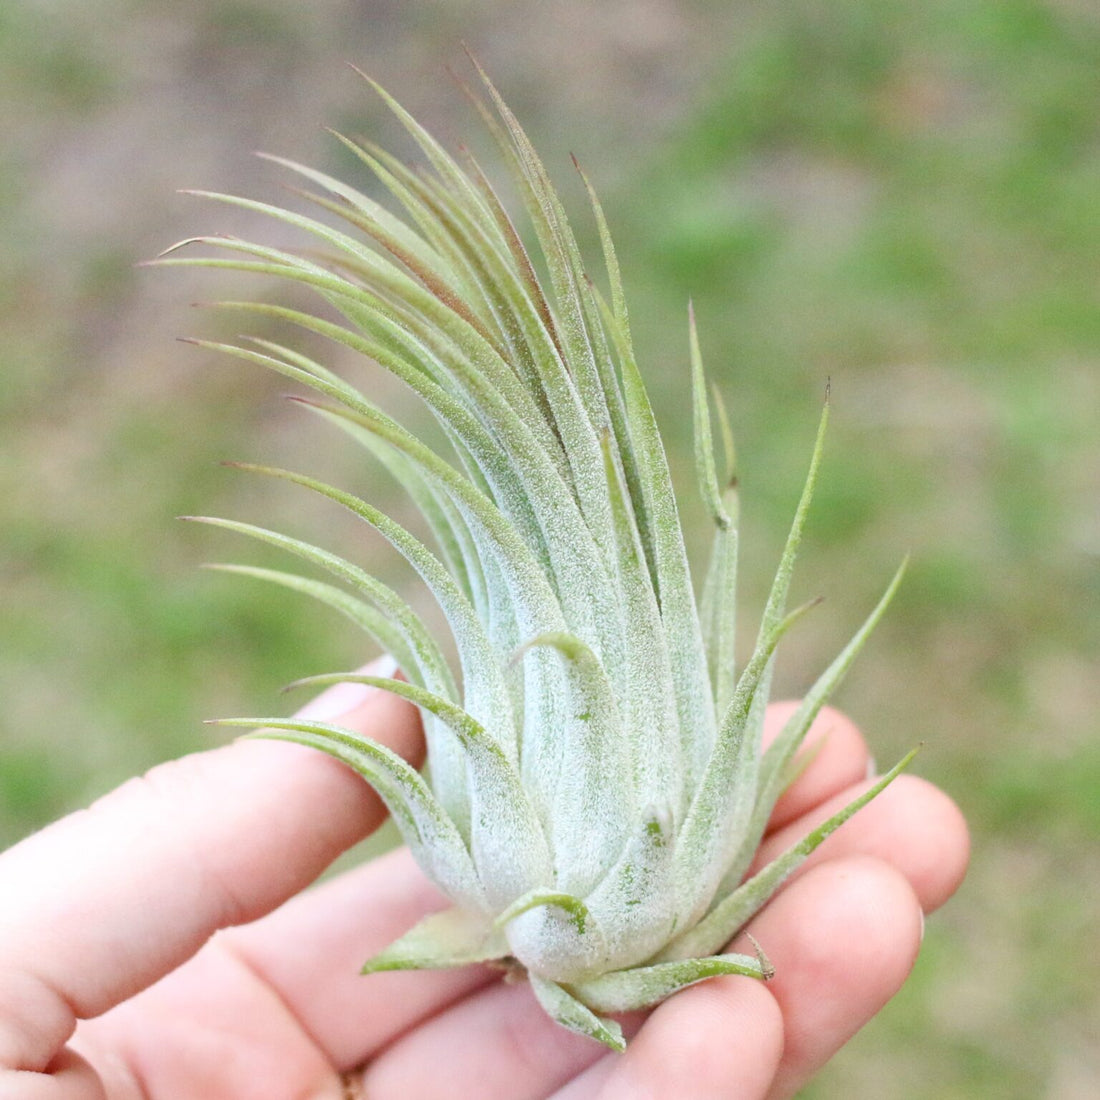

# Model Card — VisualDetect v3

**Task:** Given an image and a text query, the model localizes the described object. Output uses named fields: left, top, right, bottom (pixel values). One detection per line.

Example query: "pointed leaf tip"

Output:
left=361, top=908, right=506, bottom=973
left=528, top=976, right=625, bottom=1052
left=745, top=933, right=775, bottom=981
left=689, top=305, right=731, bottom=529
left=571, top=950, right=772, bottom=1014
left=155, top=237, right=205, bottom=259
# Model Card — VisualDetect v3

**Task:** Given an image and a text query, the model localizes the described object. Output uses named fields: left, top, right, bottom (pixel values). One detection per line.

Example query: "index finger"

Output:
left=0, top=659, right=422, bottom=1074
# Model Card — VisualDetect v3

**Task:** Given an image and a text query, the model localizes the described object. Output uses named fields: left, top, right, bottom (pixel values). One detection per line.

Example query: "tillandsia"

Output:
left=158, top=62, right=917, bottom=1052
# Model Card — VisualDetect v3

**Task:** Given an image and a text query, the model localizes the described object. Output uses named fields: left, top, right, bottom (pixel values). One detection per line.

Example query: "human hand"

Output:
left=0, top=658, right=968, bottom=1099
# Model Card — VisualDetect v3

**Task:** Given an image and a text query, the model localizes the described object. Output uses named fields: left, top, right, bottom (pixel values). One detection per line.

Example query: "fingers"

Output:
left=347, top=708, right=965, bottom=1100
left=551, top=771, right=962, bottom=1100
left=367, top=854, right=923, bottom=1100
left=753, top=773, right=970, bottom=914
left=217, top=700, right=873, bottom=1071
left=747, top=857, right=924, bottom=1099
left=549, top=858, right=922, bottom=1100
left=224, top=700, right=934, bottom=1077
left=761, top=703, right=873, bottom=832
left=0, top=661, right=423, bottom=1074
left=759, top=705, right=970, bottom=912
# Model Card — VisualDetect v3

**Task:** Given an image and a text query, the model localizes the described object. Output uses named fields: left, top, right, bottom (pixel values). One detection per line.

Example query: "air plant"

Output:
left=158, top=62, right=915, bottom=1051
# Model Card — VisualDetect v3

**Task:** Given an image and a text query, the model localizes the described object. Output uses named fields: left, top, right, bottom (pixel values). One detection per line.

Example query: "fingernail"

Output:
left=865, top=755, right=878, bottom=780
left=918, top=908, right=926, bottom=943
left=296, top=654, right=399, bottom=720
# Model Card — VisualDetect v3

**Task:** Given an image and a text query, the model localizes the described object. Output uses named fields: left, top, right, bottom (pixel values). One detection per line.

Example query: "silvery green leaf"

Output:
left=717, top=558, right=910, bottom=897
left=496, top=888, right=609, bottom=983
left=658, top=747, right=921, bottom=962
left=689, top=303, right=731, bottom=531
left=183, top=516, right=456, bottom=701
left=700, top=485, right=740, bottom=717
left=528, top=974, right=625, bottom=1053
left=570, top=949, right=771, bottom=1014
left=218, top=718, right=485, bottom=911
left=361, top=907, right=507, bottom=973
left=287, top=673, right=551, bottom=908
left=512, top=632, right=633, bottom=896
left=202, top=563, right=412, bottom=674
left=581, top=806, right=678, bottom=971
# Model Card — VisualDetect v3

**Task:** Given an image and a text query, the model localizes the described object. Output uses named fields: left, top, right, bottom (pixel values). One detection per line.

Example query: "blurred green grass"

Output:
left=1, top=1, right=1097, bottom=1096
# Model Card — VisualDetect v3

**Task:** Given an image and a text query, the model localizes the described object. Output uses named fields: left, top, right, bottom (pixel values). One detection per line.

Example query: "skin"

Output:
left=0, top=661, right=968, bottom=1099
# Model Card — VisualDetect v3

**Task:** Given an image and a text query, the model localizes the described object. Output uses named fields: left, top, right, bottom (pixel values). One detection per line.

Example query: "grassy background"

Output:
left=1, top=1, right=1097, bottom=1095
